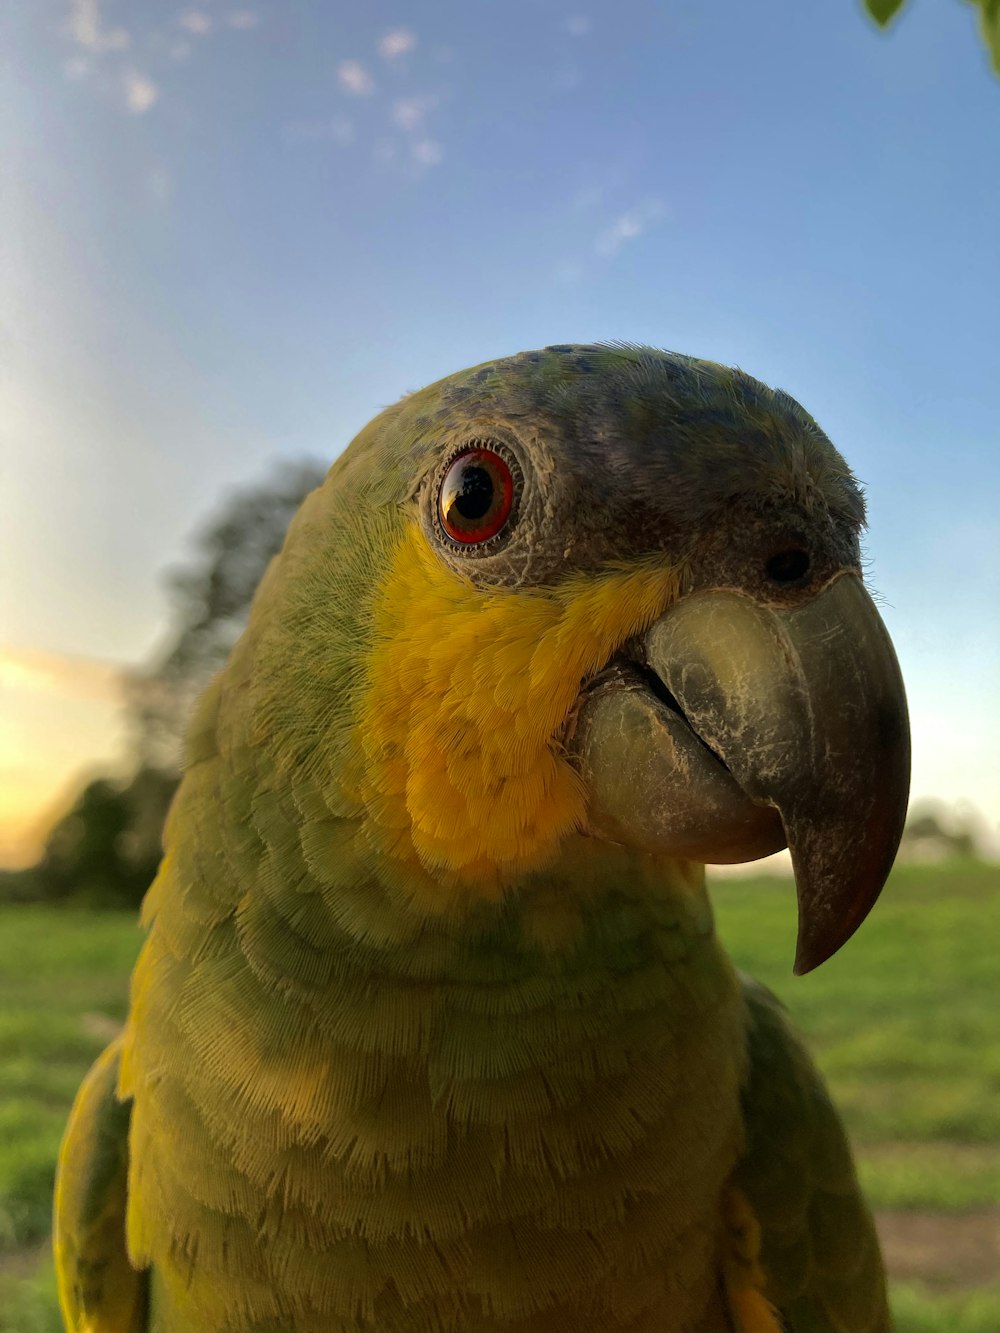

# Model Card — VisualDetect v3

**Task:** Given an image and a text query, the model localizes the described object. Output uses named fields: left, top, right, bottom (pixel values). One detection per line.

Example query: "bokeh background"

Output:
left=2, top=1, right=998, bottom=1326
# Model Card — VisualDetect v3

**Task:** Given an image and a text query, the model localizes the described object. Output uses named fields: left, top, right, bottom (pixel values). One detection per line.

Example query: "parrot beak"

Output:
left=573, top=574, right=910, bottom=973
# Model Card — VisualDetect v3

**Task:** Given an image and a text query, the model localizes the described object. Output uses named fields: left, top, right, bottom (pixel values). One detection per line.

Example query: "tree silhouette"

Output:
left=27, top=769, right=180, bottom=909
left=127, top=459, right=325, bottom=772
left=899, top=806, right=981, bottom=861
left=0, top=459, right=326, bottom=908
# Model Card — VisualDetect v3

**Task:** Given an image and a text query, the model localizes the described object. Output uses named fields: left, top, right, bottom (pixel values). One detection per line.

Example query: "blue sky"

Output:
left=2, top=0, right=998, bottom=862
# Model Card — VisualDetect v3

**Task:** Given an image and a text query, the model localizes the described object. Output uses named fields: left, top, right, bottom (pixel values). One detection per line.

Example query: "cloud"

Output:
left=0, top=650, right=130, bottom=869
left=553, top=197, right=666, bottom=285
left=594, top=199, right=666, bottom=256
left=0, top=647, right=123, bottom=703
left=124, top=70, right=159, bottom=113
left=323, top=38, right=444, bottom=174
left=379, top=28, right=416, bottom=60
left=338, top=60, right=374, bottom=96
left=63, top=55, right=90, bottom=80
left=391, top=95, right=437, bottom=133
left=226, top=9, right=259, bottom=29
left=411, top=139, right=443, bottom=167
left=66, top=0, right=129, bottom=53
left=563, top=14, right=592, bottom=37
left=388, top=93, right=444, bottom=169
left=179, top=9, right=213, bottom=36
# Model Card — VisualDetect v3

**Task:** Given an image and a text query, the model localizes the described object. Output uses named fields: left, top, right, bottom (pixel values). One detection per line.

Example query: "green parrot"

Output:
left=55, top=344, right=910, bottom=1333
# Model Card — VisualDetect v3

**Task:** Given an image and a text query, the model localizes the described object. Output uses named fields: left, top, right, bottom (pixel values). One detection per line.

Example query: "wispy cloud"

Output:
left=338, top=60, right=375, bottom=96
left=387, top=96, right=445, bottom=170
left=594, top=199, right=666, bottom=255
left=553, top=196, right=667, bottom=284
left=563, top=14, right=592, bottom=37
left=0, top=647, right=123, bottom=703
left=391, top=95, right=438, bottom=132
left=178, top=9, right=212, bottom=37
left=124, top=70, right=159, bottom=114
left=59, top=1, right=262, bottom=111
left=66, top=0, right=129, bottom=52
left=294, top=31, right=443, bottom=174
left=378, top=28, right=416, bottom=60
left=411, top=139, right=444, bottom=167
left=0, top=648, right=129, bottom=868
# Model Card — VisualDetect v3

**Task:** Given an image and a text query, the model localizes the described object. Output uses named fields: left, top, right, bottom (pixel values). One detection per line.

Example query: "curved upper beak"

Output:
left=572, top=574, right=910, bottom=973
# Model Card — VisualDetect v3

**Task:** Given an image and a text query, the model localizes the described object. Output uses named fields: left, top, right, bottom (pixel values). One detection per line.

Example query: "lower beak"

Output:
left=573, top=574, right=910, bottom=973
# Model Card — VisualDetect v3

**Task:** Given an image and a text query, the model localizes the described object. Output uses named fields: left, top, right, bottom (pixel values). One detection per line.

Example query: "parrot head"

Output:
left=246, top=344, right=909, bottom=973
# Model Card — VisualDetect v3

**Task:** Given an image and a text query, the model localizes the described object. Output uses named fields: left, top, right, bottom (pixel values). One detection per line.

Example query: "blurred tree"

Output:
left=18, top=768, right=179, bottom=909
left=899, top=806, right=982, bottom=861
left=127, top=459, right=325, bottom=772
left=0, top=459, right=325, bottom=909
left=865, top=0, right=1000, bottom=74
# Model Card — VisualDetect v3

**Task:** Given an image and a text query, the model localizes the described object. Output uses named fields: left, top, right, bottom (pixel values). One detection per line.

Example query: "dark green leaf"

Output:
left=865, top=0, right=907, bottom=26
left=971, top=0, right=1000, bottom=74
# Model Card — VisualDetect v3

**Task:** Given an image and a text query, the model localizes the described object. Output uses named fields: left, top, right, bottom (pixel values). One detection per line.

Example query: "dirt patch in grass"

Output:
left=0, top=1239, right=49, bottom=1278
left=877, top=1208, right=1000, bottom=1289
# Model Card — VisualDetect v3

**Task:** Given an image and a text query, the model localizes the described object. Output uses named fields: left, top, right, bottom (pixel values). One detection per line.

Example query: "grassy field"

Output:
left=1, top=860, right=997, bottom=1330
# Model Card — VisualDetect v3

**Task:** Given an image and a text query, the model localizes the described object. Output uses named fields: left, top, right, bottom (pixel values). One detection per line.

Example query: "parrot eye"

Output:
left=766, top=548, right=812, bottom=585
left=438, top=445, right=516, bottom=545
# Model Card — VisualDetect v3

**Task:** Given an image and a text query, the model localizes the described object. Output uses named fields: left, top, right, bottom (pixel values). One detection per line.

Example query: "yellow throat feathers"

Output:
left=352, top=524, right=683, bottom=896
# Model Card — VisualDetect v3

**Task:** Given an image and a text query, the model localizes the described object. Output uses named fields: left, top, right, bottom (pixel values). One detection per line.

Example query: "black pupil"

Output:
left=454, top=464, right=494, bottom=521
left=766, top=549, right=811, bottom=584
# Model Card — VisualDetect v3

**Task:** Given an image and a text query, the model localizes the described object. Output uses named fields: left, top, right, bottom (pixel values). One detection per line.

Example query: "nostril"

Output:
left=766, top=548, right=811, bottom=584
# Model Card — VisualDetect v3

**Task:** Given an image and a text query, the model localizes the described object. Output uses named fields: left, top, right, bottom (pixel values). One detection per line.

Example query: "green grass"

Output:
left=712, top=859, right=1000, bottom=1330
left=889, top=1284, right=1000, bottom=1333
left=1, top=861, right=997, bottom=1329
left=0, top=907, right=141, bottom=1253
left=712, top=858, right=1000, bottom=1203
left=857, top=1142, right=1000, bottom=1211
left=0, top=1255, right=62, bottom=1333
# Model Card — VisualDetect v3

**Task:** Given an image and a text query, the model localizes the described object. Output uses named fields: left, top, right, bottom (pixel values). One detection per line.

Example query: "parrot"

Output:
left=54, top=343, right=911, bottom=1333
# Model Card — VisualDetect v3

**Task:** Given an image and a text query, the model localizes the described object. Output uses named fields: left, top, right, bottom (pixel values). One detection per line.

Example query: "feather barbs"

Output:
left=351, top=525, right=683, bottom=898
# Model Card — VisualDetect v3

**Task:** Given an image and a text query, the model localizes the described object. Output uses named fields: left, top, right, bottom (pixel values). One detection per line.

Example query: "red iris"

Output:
left=438, top=447, right=515, bottom=544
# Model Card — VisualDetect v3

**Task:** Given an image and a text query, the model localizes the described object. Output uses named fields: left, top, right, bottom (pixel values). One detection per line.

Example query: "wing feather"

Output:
left=54, top=1036, right=148, bottom=1332
left=734, top=977, right=891, bottom=1333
